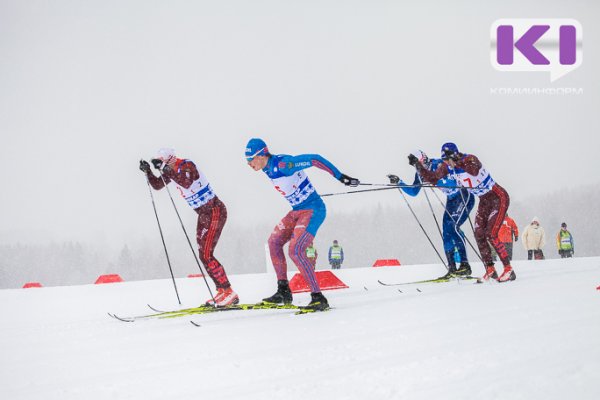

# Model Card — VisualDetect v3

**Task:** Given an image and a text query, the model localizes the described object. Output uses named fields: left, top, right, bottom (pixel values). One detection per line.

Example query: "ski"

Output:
left=109, top=302, right=329, bottom=322
left=377, top=275, right=479, bottom=287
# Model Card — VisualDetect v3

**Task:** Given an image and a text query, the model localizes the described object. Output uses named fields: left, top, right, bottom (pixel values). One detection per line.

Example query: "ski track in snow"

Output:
left=1, top=258, right=600, bottom=400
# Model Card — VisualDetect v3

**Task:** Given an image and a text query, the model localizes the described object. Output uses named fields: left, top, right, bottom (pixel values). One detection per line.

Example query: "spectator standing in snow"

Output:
left=498, top=214, right=519, bottom=261
left=522, top=217, right=546, bottom=260
left=557, top=222, right=574, bottom=258
left=328, top=240, right=344, bottom=270
left=306, top=243, right=318, bottom=270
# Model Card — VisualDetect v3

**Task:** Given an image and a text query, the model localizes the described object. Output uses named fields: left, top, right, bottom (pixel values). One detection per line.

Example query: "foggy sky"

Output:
left=1, top=0, right=599, bottom=251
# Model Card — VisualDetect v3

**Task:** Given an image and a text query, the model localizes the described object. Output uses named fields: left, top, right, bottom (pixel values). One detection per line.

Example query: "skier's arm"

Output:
left=163, top=160, right=200, bottom=189
left=280, top=154, right=342, bottom=179
left=147, top=171, right=170, bottom=190
left=415, top=162, right=449, bottom=185
left=399, top=173, right=422, bottom=196
left=340, top=248, right=344, bottom=263
left=328, top=247, right=332, bottom=263
left=456, top=154, right=482, bottom=176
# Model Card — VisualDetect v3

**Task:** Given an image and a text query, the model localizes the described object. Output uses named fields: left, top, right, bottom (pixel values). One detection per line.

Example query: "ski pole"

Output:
left=395, top=187, right=448, bottom=271
left=157, top=170, right=217, bottom=306
left=144, top=176, right=181, bottom=304
left=423, top=188, right=444, bottom=242
left=322, top=184, right=450, bottom=197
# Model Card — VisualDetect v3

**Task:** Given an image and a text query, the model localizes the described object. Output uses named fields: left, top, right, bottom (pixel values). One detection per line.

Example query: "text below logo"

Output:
left=491, top=19, right=582, bottom=82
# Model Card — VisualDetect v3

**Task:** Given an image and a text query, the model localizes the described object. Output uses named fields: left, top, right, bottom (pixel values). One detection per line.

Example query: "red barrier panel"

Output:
left=23, top=282, right=43, bottom=288
left=188, top=274, right=204, bottom=278
left=289, top=270, right=349, bottom=294
left=95, top=274, right=124, bottom=284
left=372, top=259, right=401, bottom=267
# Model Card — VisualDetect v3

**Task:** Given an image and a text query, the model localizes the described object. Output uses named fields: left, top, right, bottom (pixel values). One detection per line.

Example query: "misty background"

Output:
left=1, top=0, right=599, bottom=289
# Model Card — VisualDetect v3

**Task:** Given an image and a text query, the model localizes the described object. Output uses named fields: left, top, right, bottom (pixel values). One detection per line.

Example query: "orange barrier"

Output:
left=23, top=282, right=43, bottom=288
left=372, top=259, right=401, bottom=267
left=289, top=270, right=349, bottom=294
left=94, top=274, right=124, bottom=284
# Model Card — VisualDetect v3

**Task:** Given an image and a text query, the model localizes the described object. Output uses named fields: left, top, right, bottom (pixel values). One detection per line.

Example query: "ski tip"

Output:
left=416, top=288, right=422, bottom=292
left=108, top=312, right=134, bottom=322
left=190, top=321, right=201, bottom=327
left=364, top=286, right=369, bottom=291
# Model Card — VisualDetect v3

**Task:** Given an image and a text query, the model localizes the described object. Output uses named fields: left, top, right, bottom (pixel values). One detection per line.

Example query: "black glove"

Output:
left=339, top=174, right=360, bottom=187
left=514, top=236, right=518, bottom=242
left=443, top=149, right=460, bottom=161
left=151, top=158, right=163, bottom=170
left=139, top=159, right=151, bottom=173
left=408, top=154, right=419, bottom=166
left=387, top=174, right=400, bottom=185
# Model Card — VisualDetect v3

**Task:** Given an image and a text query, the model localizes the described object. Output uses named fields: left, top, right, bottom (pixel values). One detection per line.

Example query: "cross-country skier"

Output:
left=139, top=148, right=239, bottom=306
left=388, top=149, right=475, bottom=278
left=245, top=138, right=359, bottom=311
left=411, top=143, right=516, bottom=282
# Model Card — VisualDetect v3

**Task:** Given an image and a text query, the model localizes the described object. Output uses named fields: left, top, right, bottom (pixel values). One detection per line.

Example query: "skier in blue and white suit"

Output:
left=388, top=150, right=475, bottom=277
left=246, top=138, right=359, bottom=311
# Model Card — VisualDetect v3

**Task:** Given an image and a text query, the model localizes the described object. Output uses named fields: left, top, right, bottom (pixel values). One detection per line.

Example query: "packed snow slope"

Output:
left=2, top=258, right=600, bottom=400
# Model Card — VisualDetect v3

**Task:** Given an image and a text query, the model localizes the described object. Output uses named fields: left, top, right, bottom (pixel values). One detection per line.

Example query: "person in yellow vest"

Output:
left=328, top=240, right=344, bottom=270
left=557, top=222, right=574, bottom=258
left=305, top=243, right=318, bottom=270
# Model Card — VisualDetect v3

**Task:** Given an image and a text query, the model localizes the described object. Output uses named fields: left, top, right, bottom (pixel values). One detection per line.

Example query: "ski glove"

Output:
left=387, top=174, right=400, bottom=185
left=151, top=158, right=163, bottom=170
left=139, top=159, right=151, bottom=173
left=339, top=174, right=360, bottom=187
left=408, top=154, right=419, bottom=166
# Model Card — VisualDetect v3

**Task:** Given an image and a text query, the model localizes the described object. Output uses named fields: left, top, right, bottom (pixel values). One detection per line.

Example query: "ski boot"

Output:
left=306, top=292, right=329, bottom=311
left=441, top=264, right=458, bottom=279
left=454, top=262, right=472, bottom=277
left=262, top=280, right=293, bottom=305
left=498, top=265, right=516, bottom=282
left=482, top=265, right=499, bottom=281
left=205, top=287, right=240, bottom=307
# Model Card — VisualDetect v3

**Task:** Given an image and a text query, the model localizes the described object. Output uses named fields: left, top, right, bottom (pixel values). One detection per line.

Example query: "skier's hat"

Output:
left=156, top=148, right=176, bottom=165
left=441, top=142, right=459, bottom=159
left=245, top=138, right=269, bottom=161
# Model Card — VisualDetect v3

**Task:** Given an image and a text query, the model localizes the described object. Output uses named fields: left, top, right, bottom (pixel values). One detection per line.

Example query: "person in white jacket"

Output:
left=522, top=217, right=546, bottom=260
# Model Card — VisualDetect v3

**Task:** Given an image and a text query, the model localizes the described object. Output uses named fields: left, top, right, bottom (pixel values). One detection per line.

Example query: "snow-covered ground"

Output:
left=2, top=258, right=599, bottom=400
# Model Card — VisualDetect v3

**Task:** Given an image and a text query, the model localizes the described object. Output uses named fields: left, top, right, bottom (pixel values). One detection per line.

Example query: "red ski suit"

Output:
left=146, top=159, right=231, bottom=289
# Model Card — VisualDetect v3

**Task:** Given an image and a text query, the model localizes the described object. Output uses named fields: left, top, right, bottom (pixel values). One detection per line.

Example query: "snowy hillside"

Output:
left=2, top=258, right=600, bottom=400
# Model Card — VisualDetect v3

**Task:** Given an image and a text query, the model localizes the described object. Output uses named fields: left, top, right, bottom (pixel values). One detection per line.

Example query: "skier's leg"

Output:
left=441, top=205, right=457, bottom=271
left=196, top=198, right=231, bottom=289
left=474, top=200, right=493, bottom=266
left=486, top=185, right=511, bottom=267
left=288, top=204, right=326, bottom=294
left=454, top=191, right=475, bottom=263
left=267, top=211, right=295, bottom=281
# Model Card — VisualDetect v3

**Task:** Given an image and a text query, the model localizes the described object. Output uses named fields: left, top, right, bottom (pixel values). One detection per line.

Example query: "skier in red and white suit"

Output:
left=139, top=148, right=238, bottom=306
left=412, top=143, right=516, bottom=282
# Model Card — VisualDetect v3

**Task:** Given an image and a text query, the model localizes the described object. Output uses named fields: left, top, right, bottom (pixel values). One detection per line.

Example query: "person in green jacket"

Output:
left=557, top=222, right=575, bottom=258
left=328, top=240, right=344, bottom=270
